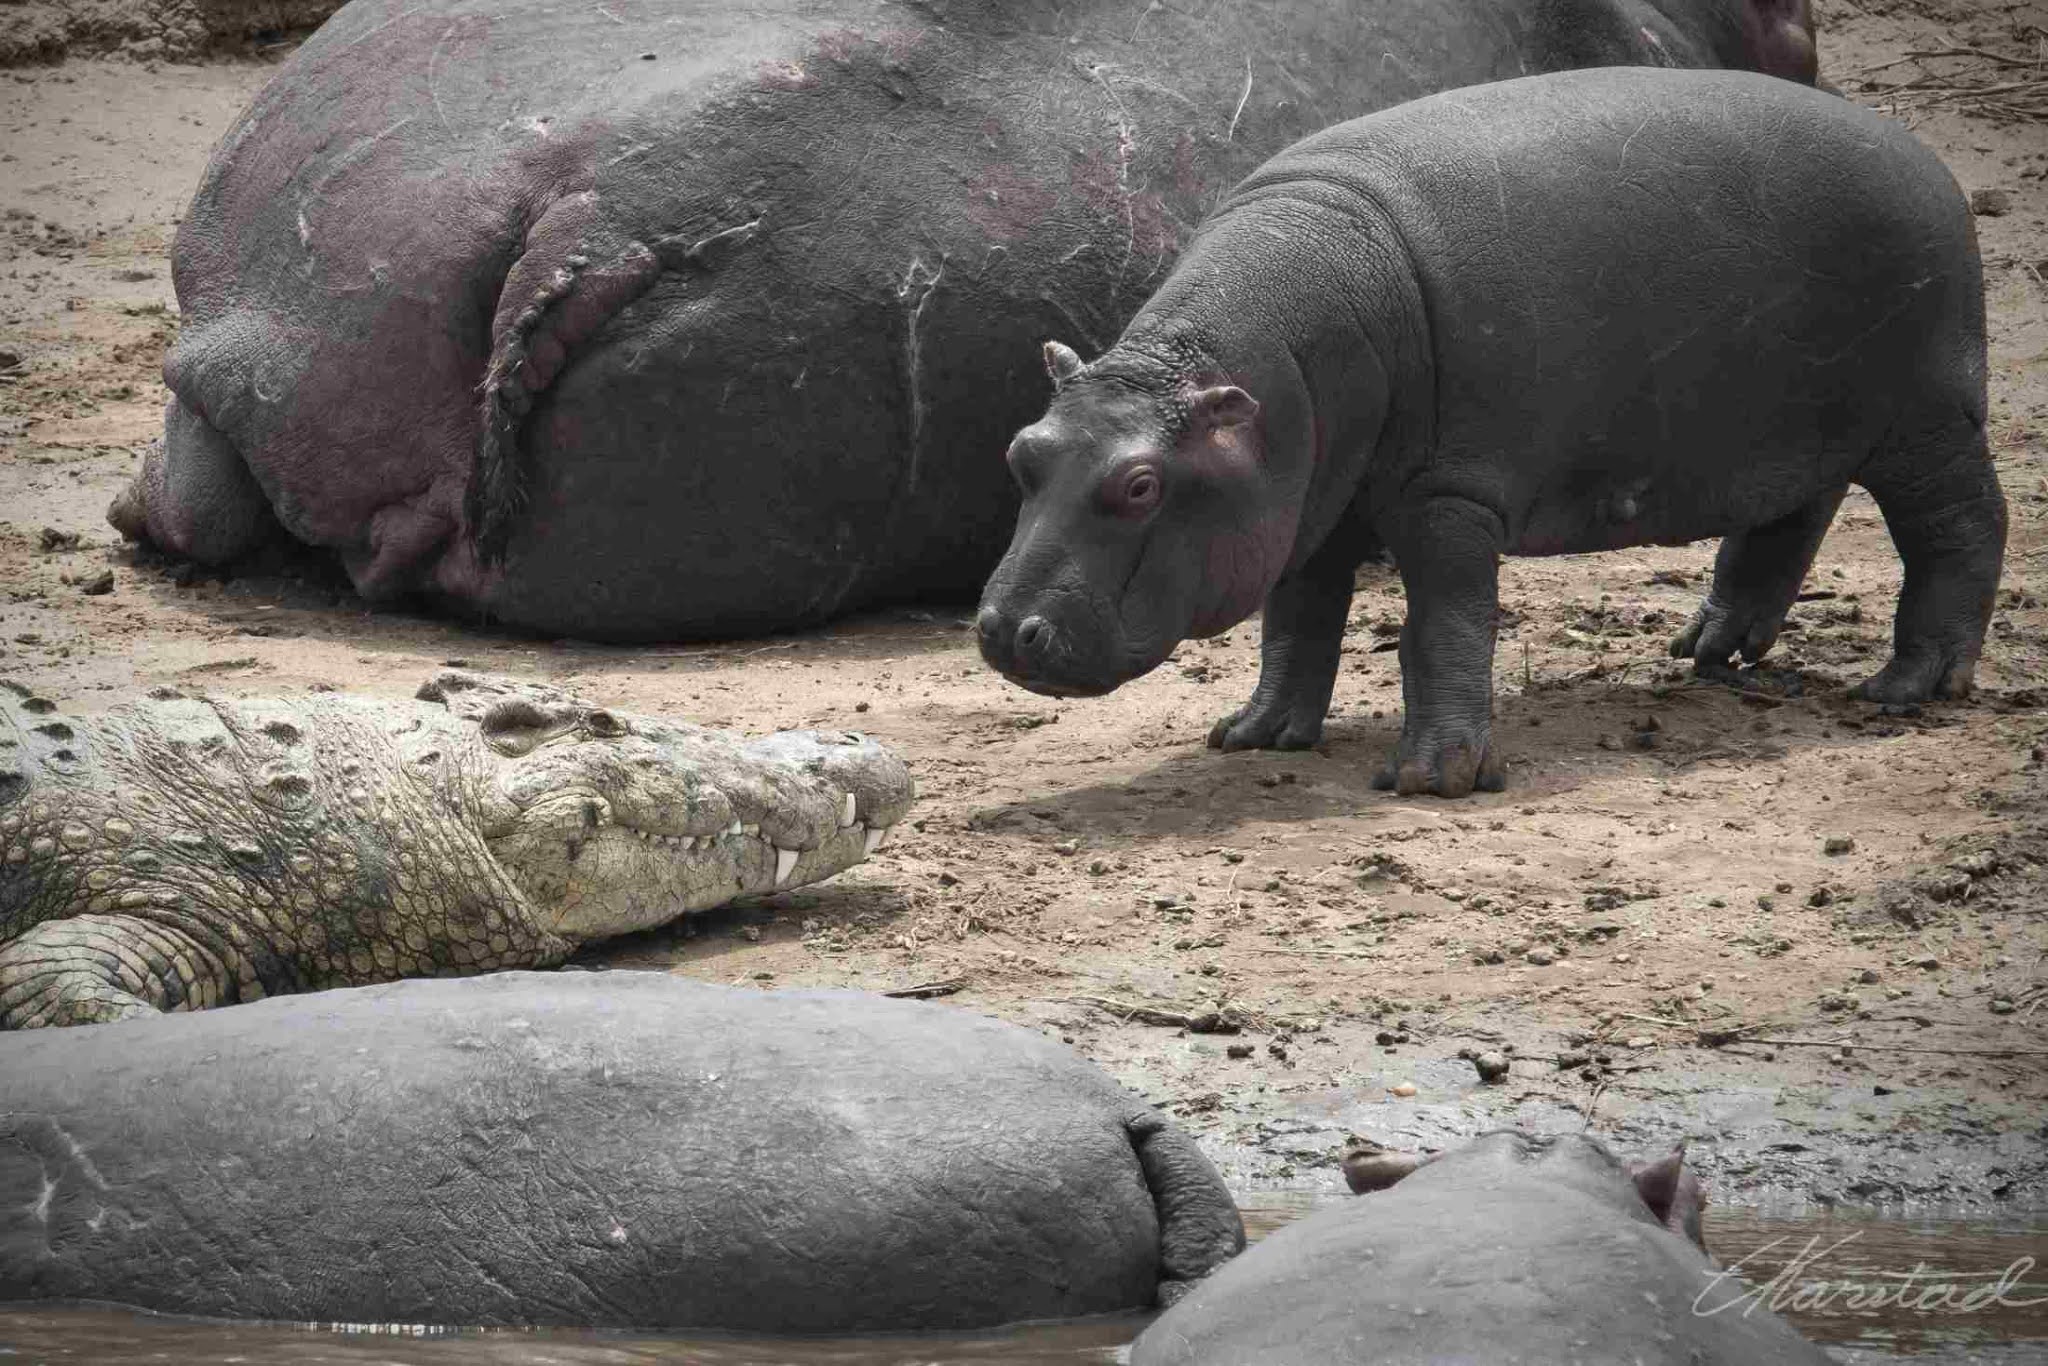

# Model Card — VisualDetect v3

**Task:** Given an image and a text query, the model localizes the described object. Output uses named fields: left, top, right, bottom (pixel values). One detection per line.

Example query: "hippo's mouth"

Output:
left=1001, top=672, right=1114, bottom=700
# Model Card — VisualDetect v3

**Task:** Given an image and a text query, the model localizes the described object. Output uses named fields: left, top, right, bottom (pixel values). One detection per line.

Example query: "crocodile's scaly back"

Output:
left=0, top=673, right=914, bottom=1029
left=0, top=680, right=557, bottom=1028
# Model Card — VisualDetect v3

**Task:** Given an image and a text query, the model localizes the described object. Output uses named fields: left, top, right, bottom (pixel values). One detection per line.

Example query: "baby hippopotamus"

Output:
left=1131, top=1130, right=1836, bottom=1365
left=977, top=68, right=2004, bottom=797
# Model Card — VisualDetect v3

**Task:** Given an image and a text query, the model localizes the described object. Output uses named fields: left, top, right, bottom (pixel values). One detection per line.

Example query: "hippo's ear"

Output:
left=1043, top=340, right=1086, bottom=386
left=1188, top=385, right=1260, bottom=433
left=1632, top=1144, right=1709, bottom=1252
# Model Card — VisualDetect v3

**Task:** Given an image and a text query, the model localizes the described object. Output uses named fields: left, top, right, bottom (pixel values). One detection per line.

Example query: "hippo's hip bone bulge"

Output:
left=0, top=671, right=914, bottom=1028
left=978, top=67, right=2004, bottom=798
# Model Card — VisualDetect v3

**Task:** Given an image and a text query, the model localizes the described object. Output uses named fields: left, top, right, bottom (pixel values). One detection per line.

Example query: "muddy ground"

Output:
left=2, top=0, right=2046, bottom=1219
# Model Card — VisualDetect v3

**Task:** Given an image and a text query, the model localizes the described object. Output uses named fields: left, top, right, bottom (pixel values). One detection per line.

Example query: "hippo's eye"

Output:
left=1103, top=463, right=1162, bottom=519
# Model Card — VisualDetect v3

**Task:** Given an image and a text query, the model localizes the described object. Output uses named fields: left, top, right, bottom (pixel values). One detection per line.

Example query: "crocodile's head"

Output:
left=419, top=672, right=914, bottom=943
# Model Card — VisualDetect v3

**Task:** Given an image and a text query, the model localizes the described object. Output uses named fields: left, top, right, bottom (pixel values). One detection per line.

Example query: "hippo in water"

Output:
left=0, top=972, right=1244, bottom=1330
left=976, top=67, right=2003, bottom=796
left=1131, top=1130, right=1836, bottom=1365
left=108, top=0, right=1818, bottom=642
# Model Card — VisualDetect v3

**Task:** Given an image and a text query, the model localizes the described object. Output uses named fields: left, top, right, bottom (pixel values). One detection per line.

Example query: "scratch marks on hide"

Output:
left=1084, top=61, right=1139, bottom=286
left=302, top=117, right=416, bottom=202
left=1226, top=54, right=1252, bottom=142
left=427, top=22, right=458, bottom=135
left=895, top=254, right=945, bottom=490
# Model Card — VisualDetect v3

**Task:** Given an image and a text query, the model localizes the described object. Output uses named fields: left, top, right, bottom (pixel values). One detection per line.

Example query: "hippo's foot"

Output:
left=1371, top=731, right=1503, bottom=798
left=1851, top=651, right=1975, bottom=705
left=1671, top=489, right=1847, bottom=677
left=1669, top=595, right=1789, bottom=674
left=1207, top=695, right=1324, bottom=751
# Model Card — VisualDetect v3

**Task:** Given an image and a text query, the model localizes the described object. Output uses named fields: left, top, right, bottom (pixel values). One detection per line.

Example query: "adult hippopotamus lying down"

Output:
left=1132, top=1131, right=1834, bottom=1365
left=107, top=0, right=1818, bottom=642
left=0, top=972, right=1244, bottom=1330
left=977, top=68, right=2003, bottom=797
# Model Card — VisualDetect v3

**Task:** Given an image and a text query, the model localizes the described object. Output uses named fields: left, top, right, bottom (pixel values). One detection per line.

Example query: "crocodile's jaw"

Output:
left=480, top=723, right=913, bottom=943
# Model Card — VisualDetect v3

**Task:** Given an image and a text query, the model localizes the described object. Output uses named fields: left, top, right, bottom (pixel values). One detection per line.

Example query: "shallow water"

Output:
left=2, top=1201, right=2042, bottom=1365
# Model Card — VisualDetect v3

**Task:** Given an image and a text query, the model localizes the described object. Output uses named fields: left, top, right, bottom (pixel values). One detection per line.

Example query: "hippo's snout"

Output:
left=975, top=604, right=1112, bottom=698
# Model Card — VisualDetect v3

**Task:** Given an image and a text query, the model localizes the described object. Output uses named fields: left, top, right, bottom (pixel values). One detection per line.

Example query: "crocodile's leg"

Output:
left=0, top=915, right=247, bottom=1029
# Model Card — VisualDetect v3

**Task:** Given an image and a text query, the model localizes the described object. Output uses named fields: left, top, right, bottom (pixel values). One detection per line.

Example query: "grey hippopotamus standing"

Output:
left=109, top=0, right=1818, bottom=641
left=0, top=671, right=911, bottom=1028
left=976, top=68, right=2004, bottom=796
left=0, top=971, right=1244, bottom=1329
left=1131, top=1131, right=1835, bottom=1365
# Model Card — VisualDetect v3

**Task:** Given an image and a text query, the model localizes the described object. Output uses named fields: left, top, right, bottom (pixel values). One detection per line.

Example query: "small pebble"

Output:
left=1823, top=836, right=1855, bottom=856
left=1226, top=1042, right=1254, bottom=1059
left=1390, top=1081, right=1417, bottom=1098
left=1473, top=1051, right=1510, bottom=1084
left=1858, top=968, right=1880, bottom=985
left=1969, top=187, right=2012, bottom=216
left=1990, top=998, right=2016, bottom=1015
left=1052, top=840, right=1078, bottom=855
left=1524, top=947, right=1554, bottom=966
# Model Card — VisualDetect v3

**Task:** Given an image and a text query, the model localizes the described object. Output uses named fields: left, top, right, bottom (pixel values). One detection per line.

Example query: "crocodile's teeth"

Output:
left=742, top=822, right=760, bottom=837
left=839, top=792, right=857, bottom=828
left=774, top=847, right=799, bottom=887
left=863, top=825, right=886, bottom=857
left=727, top=820, right=743, bottom=837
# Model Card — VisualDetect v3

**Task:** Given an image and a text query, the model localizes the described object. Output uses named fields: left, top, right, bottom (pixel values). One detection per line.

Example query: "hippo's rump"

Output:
left=0, top=972, right=1207, bottom=1330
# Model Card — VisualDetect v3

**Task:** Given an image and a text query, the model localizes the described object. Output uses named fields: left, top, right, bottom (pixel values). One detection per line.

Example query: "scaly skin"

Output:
left=0, top=671, right=914, bottom=1029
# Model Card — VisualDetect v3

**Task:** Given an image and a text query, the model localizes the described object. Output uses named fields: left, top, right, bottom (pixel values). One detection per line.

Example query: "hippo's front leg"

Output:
left=1374, top=497, right=1505, bottom=798
left=1207, top=538, right=1360, bottom=752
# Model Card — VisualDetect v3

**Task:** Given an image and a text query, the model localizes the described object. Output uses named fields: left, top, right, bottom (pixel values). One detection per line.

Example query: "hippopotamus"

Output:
left=976, top=67, right=2004, bottom=796
left=0, top=972, right=1244, bottom=1329
left=1131, top=1131, right=1836, bottom=1365
left=108, top=0, right=1819, bottom=642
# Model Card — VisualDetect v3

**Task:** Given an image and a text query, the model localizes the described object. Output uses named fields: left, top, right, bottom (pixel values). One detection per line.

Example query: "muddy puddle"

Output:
left=3, top=1200, right=2041, bottom=1365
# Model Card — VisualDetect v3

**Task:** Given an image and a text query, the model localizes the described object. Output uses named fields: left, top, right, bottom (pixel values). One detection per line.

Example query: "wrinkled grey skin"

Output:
left=0, top=972, right=1244, bottom=1330
left=978, top=68, right=2003, bottom=797
left=1132, top=1130, right=1835, bottom=1366
left=0, top=672, right=912, bottom=1028
left=109, top=0, right=1817, bottom=641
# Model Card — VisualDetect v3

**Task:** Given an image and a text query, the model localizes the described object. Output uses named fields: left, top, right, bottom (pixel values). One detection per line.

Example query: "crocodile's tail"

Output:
left=1128, top=1111, right=1245, bottom=1306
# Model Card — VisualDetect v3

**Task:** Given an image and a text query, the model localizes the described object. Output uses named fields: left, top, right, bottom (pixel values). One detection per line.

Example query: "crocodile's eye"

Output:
left=583, top=709, right=627, bottom=738
left=479, top=698, right=558, bottom=755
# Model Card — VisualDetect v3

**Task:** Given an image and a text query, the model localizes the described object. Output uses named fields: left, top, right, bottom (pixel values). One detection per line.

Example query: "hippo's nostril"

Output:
left=1015, top=615, right=1051, bottom=657
left=976, top=606, right=1004, bottom=643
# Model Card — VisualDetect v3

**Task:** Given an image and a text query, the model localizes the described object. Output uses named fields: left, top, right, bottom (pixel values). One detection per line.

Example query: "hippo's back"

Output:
left=0, top=972, right=1189, bottom=1330
left=1133, top=1169, right=1835, bottom=1364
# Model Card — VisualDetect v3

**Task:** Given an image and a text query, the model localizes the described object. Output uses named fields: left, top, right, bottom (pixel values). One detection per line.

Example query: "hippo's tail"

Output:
left=1128, top=1112, right=1245, bottom=1305
left=470, top=191, right=660, bottom=564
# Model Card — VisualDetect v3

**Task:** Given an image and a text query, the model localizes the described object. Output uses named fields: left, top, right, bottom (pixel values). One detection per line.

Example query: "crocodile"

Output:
left=0, top=671, right=913, bottom=1028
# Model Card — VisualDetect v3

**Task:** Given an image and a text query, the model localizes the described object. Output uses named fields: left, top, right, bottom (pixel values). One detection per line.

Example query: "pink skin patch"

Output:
left=814, top=27, right=924, bottom=66
left=757, top=59, right=818, bottom=91
left=1173, top=131, right=1204, bottom=198
left=1070, top=149, right=1178, bottom=257
left=965, top=165, right=1058, bottom=243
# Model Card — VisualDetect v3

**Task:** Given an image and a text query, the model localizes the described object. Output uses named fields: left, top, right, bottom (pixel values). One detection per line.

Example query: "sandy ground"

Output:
left=2, top=0, right=2046, bottom=1218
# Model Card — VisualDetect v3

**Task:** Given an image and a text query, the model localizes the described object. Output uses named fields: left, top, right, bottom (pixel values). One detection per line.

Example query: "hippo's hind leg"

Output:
left=1852, top=409, right=2007, bottom=703
left=1672, top=487, right=1846, bottom=685
left=0, top=915, right=246, bottom=1029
